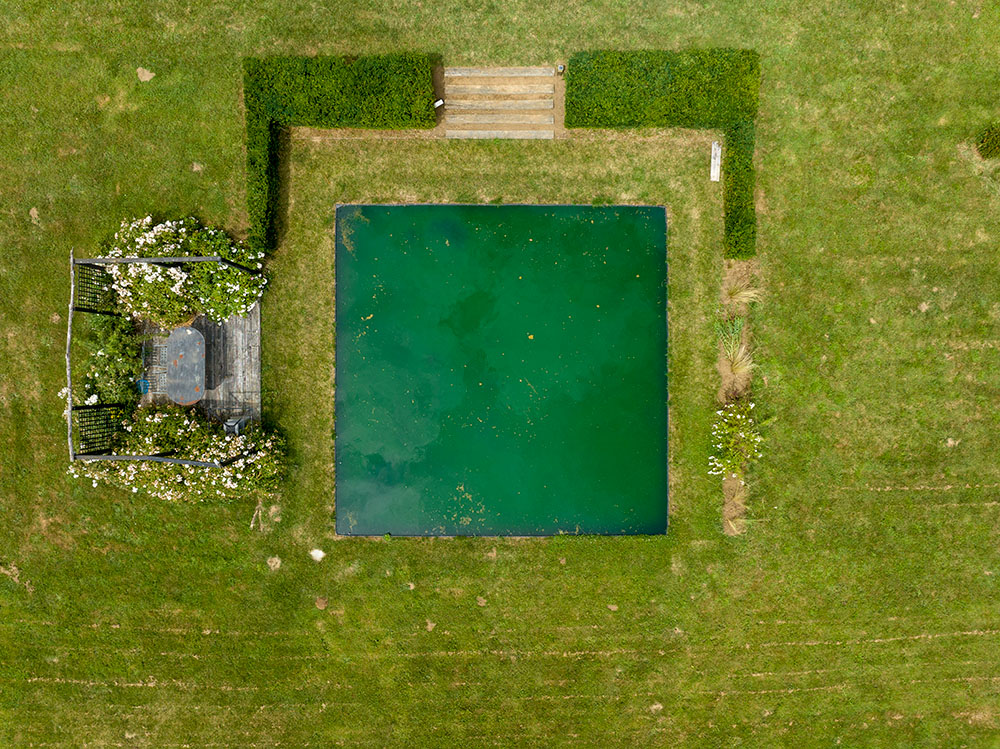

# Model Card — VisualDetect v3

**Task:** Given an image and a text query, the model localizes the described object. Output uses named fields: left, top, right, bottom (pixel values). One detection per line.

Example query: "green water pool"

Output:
left=334, top=204, right=667, bottom=535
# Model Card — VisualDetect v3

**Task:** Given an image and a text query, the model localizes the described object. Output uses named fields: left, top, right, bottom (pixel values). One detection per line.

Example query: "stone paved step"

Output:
left=444, top=66, right=555, bottom=77
left=445, top=113, right=555, bottom=125
left=445, top=129, right=555, bottom=140
left=444, top=82, right=555, bottom=96
left=446, top=98, right=554, bottom=111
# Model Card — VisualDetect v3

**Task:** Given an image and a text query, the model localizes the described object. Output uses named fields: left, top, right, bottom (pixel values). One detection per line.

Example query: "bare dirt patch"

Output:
left=0, top=563, right=34, bottom=593
left=755, top=187, right=769, bottom=215
left=32, top=513, right=74, bottom=550
left=567, top=127, right=712, bottom=148
left=334, top=560, right=359, bottom=579
left=292, top=126, right=442, bottom=142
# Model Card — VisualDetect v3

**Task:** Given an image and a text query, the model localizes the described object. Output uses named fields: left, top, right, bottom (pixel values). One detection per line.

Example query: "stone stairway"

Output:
left=443, top=67, right=556, bottom=140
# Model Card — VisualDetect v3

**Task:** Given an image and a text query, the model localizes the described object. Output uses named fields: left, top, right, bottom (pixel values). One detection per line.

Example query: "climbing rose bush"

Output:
left=106, top=216, right=267, bottom=327
left=70, top=407, right=285, bottom=502
left=708, top=399, right=763, bottom=480
left=80, top=314, right=144, bottom=410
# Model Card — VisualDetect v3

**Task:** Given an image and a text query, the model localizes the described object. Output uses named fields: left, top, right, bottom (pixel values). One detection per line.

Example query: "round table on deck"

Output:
left=165, top=327, right=206, bottom=405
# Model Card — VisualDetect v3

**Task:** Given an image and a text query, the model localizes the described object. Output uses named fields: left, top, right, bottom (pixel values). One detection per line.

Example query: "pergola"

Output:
left=65, top=251, right=261, bottom=467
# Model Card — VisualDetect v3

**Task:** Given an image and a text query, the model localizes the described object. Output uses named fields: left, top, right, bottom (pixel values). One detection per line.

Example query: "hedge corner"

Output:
left=564, top=49, right=761, bottom=259
left=241, top=53, right=438, bottom=256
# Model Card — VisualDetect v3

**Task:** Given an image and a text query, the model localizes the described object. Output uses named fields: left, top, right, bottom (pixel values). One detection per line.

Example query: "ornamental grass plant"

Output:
left=714, top=315, right=745, bottom=360
left=722, top=276, right=762, bottom=308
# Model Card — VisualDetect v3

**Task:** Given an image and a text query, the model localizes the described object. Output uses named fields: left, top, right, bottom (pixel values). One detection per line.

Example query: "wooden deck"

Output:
left=140, top=303, right=261, bottom=422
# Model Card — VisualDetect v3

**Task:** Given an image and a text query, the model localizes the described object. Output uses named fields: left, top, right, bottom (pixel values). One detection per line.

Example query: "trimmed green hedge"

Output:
left=565, top=50, right=761, bottom=258
left=565, top=49, right=759, bottom=128
left=243, top=54, right=437, bottom=253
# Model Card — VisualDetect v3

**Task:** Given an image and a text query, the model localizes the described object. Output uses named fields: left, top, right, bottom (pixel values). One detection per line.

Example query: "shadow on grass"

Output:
left=273, top=126, right=294, bottom=251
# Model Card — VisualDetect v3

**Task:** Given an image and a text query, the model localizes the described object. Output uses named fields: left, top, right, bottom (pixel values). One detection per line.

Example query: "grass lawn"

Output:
left=3, top=2, right=1000, bottom=745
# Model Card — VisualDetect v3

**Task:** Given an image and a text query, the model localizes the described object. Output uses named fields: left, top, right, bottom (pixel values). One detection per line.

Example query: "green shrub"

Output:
left=71, top=407, right=286, bottom=502
left=565, top=49, right=760, bottom=258
left=105, top=216, right=267, bottom=327
left=243, top=53, right=437, bottom=253
left=977, top=123, right=1000, bottom=159
left=708, top=398, right=762, bottom=480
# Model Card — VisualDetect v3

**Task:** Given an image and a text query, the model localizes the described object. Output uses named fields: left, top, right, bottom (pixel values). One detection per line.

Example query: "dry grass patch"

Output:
left=955, top=707, right=1000, bottom=728
left=722, top=476, right=748, bottom=536
left=0, top=562, right=35, bottom=593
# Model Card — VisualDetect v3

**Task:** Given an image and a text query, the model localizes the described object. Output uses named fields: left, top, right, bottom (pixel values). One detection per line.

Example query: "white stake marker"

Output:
left=710, top=141, right=721, bottom=182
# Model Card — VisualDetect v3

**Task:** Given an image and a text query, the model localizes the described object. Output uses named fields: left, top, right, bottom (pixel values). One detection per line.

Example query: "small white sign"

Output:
left=710, top=141, right=721, bottom=182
